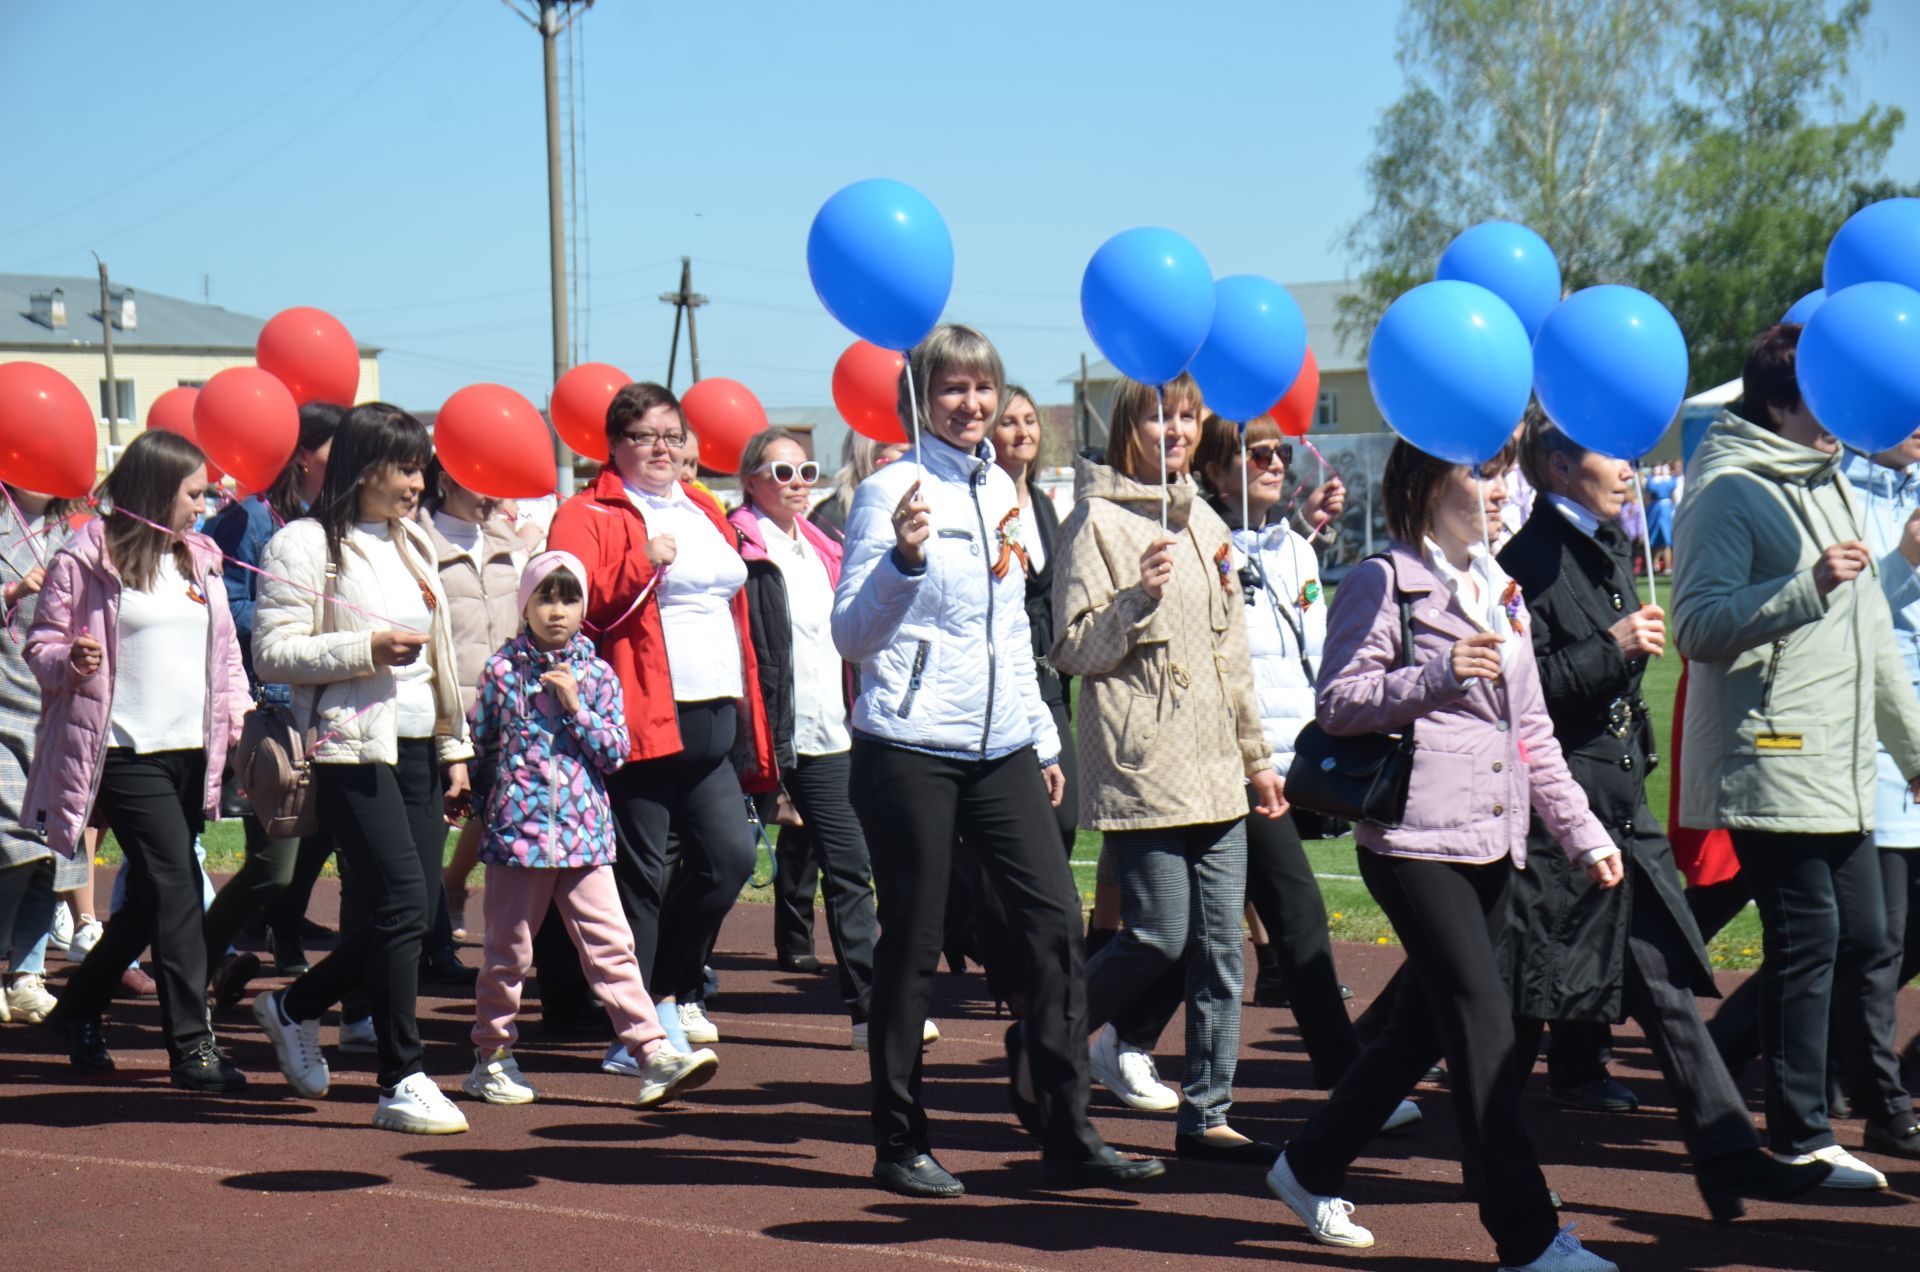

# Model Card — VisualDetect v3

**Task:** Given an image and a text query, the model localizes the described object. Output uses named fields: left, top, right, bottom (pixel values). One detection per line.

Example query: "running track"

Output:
left=2, top=876, right=1914, bottom=1271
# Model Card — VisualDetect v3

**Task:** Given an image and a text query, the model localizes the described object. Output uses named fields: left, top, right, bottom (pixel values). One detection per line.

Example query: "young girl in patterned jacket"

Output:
left=462, top=550, right=718, bottom=1108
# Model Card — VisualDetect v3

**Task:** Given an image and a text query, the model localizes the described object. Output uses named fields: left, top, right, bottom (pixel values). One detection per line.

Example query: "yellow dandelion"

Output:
left=1375, top=936, right=1390, bottom=945
left=1331, top=912, right=1343, bottom=921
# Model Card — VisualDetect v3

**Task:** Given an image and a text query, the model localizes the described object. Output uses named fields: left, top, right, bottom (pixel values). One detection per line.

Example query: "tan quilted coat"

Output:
left=1051, top=455, right=1271, bottom=831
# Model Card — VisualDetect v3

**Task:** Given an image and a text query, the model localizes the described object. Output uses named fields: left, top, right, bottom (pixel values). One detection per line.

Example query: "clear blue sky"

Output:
left=5, top=1, right=1917, bottom=411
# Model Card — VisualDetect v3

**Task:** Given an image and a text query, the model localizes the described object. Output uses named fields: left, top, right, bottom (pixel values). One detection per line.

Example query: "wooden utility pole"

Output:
left=93, top=252, right=119, bottom=447
left=659, top=257, right=708, bottom=390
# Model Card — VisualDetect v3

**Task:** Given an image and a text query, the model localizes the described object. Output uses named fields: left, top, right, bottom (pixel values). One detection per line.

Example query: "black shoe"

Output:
left=170, top=1039, right=248, bottom=1093
left=1252, top=968, right=1290, bottom=1008
left=420, top=947, right=479, bottom=985
left=541, top=1002, right=613, bottom=1039
left=272, top=928, right=310, bottom=976
left=1041, top=1143, right=1167, bottom=1188
left=59, top=1016, right=115, bottom=1070
left=298, top=917, right=335, bottom=941
left=777, top=953, right=824, bottom=974
left=1696, top=1146, right=1833, bottom=1222
left=1864, top=1115, right=1920, bottom=1161
left=872, top=1153, right=964, bottom=1198
left=1548, top=1075, right=1639, bottom=1112
left=1004, top=1023, right=1043, bottom=1139
left=1173, top=1132, right=1280, bottom=1165
left=209, top=951, right=261, bottom=1011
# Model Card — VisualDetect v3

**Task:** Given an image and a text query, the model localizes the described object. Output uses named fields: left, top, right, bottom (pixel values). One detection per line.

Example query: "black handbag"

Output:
left=1284, top=558, right=1418, bottom=828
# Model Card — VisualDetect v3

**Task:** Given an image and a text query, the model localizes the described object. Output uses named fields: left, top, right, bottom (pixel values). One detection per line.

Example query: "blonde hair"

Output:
left=895, top=323, right=1006, bottom=439
left=1107, top=372, right=1203, bottom=481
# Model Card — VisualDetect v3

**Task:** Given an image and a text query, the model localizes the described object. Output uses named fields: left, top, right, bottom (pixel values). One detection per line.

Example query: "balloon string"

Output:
left=1299, top=435, right=1342, bottom=539
left=904, top=355, right=922, bottom=466
left=1476, top=472, right=1499, bottom=631
left=1239, top=425, right=1249, bottom=535
left=1157, top=386, right=1168, bottom=532
left=1631, top=467, right=1659, bottom=613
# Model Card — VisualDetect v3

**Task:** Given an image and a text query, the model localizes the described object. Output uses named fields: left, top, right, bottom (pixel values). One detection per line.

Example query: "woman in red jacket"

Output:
left=546, top=381, right=775, bottom=1048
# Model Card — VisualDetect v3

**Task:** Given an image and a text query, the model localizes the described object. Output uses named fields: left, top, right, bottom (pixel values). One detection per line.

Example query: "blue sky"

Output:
left=4, top=1, right=1917, bottom=410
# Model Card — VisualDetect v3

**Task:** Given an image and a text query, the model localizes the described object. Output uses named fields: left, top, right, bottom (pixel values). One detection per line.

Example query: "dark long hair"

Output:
left=307, top=403, right=432, bottom=565
left=264, top=401, right=345, bottom=525
left=101, top=429, right=205, bottom=590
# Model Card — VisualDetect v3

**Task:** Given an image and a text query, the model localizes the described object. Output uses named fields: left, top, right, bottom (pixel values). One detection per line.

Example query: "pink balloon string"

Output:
left=1298, top=435, right=1343, bottom=536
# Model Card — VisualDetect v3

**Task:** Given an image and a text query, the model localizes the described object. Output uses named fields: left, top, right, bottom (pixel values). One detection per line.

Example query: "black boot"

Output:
left=1695, top=1147, right=1833, bottom=1222
left=170, top=1039, right=248, bottom=1093
left=421, top=945, right=479, bottom=985
left=54, top=1015, right=115, bottom=1070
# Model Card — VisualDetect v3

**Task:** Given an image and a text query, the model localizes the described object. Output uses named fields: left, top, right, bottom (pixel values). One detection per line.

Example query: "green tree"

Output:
left=1645, top=0, right=1904, bottom=390
left=1338, top=0, right=1677, bottom=349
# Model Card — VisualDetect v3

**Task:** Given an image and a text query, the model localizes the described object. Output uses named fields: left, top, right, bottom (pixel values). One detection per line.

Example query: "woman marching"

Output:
left=30, top=430, right=251, bottom=1090
left=250, top=403, right=476, bottom=1135
left=833, top=323, right=1162, bottom=1197
left=1265, top=438, right=1624, bottom=1272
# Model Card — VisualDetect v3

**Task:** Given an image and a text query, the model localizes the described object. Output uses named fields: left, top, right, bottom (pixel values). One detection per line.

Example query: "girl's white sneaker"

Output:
left=462, top=1047, right=537, bottom=1104
left=1265, top=1152, right=1375, bottom=1248
left=374, top=1073, right=470, bottom=1134
left=638, top=1045, right=719, bottom=1106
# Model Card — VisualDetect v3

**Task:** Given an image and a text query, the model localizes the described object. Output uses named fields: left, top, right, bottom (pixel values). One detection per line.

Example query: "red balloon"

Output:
left=435, top=384, right=557, bottom=498
left=549, top=362, right=629, bottom=463
left=831, top=341, right=907, bottom=443
left=256, top=307, right=360, bottom=407
left=196, top=368, right=298, bottom=492
left=146, top=386, right=224, bottom=483
left=680, top=377, right=769, bottom=474
left=0, top=362, right=98, bottom=497
left=1270, top=347, right=1320, bottom=438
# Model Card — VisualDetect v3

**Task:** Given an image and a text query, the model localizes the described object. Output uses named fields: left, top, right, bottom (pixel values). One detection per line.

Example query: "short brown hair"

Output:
left=1107, top=372, right=1203, bottom=481
left=1741, top=324, right=1803, bottom=430
left=1382, top=431, right=1522, bottom=545
left=1192, top=412, right=1282, bottom=498
left=896, top=324, right=1005, bottom=439
left=606, top=382, right=683, bottom=444
left=1517, top=403, right=1587, bottom=495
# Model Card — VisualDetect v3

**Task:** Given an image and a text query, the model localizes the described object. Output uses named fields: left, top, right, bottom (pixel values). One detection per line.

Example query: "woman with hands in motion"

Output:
left=832, top=323, right=1162, bottom=1199
left=1266, top=436, right=1625, bottom=1272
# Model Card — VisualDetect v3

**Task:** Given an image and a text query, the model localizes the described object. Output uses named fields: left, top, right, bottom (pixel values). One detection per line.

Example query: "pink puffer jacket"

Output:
left=22, top=519, right=250, bottom=859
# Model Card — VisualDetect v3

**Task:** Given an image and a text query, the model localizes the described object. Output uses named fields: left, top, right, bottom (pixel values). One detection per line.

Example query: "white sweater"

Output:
left=1232, top=522, right=1326, bottom=773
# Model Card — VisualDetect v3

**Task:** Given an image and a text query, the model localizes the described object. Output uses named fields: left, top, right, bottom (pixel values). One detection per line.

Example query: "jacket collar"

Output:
left=417, top=508, right=515, bottom=568
left=1841, top=447, right=1919, bottom=505
left=908, top=433, right=994, bottom=486
left=507, top=628, right=596, bottom=667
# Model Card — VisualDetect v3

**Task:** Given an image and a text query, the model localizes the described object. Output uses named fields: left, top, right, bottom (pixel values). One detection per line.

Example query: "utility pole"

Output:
left=93, top=252, right=120, bottom=447
left=659, top=257, right=708, bottom=391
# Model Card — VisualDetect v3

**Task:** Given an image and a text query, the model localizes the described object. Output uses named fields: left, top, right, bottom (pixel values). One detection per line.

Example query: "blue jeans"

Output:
left=1085, top=818, right=1248, bottom=1135
left=0, top=857, right=56, bottom=976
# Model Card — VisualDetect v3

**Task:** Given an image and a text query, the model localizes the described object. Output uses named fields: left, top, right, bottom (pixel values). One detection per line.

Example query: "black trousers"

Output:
left=60, top=749, right=212, bottom=1063
left=1515, top=859, right=1759, bottom=1164
left=605, top=698, right=754, bottom=1001
left=850, top=738, right=1104, bottom=1163
left=771, top=750, right=877, bottom=1019
left=1720, top=830, right=1910, bottom=1152
left=1287, top=851, right=1559, bottom=1268
left=281, top=739, right=444, bottom=1090
left=202, top=811, right=327, bottom=966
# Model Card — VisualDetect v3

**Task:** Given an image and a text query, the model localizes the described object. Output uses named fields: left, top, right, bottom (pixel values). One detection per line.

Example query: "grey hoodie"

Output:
left=1672, top=410, right=1920, bottom=833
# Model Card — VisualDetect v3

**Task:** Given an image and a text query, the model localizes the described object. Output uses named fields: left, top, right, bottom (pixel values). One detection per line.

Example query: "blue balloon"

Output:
left=1782, top=288, right=1825, bottom=325
left=1368, top=281, right=1534, bottom=466
left=1533, top=286, right=1690, bottom=461
left=1435, top=221, right=1563, bottom=340
left=1824, top=197, right=1920, bottom=294
left=1186, top=276, right=1308, bottom=422
left=1798, top=281, right=1920, bottom=454
left=807, top=179, right=953, bottom=351
left=1080, top=228, right=1215, bottom=384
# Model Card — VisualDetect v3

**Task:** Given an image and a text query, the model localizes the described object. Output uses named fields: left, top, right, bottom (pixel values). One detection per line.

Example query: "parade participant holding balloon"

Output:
left=200, top=401, right=342, bottom=993
left=545, top=381, right=774, bottom=1052
left=250, top=404, right=475, bottom=1135
left=729, top=428, right=886, bottom=1044
left=1051, top=372, right=1286, bottom=1164
left=1499, top=409, right=1832, bottom=1218
left=812, top=433, right=908, bottom=549
left=30, top=431, right=252, bottom=1091
left=1672, top=324, right=1920, bottom=1183
left=833, top=323, right=1160, bottom=1197
left=1266, top=437, right=1623, bottom=1271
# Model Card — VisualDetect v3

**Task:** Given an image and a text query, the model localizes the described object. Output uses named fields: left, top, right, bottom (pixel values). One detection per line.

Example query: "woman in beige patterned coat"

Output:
left=1052, top=372, right=1286, bottom=1161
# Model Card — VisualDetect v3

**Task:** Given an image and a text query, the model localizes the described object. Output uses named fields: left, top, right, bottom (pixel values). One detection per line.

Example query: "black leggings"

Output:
left=282, top=739, right=444, bottom=1090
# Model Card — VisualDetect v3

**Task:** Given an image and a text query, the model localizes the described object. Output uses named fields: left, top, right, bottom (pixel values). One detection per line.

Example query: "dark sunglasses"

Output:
left=752, top=460, right=820, bottom=485
left=1248, top=442, right=1293, bottom=469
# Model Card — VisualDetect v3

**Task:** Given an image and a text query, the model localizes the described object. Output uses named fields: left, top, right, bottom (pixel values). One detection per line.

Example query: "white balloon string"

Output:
left=1239, top=425, right=1249, bottom=536
left=1632, top=466, right=1659, bottom=613
left=1157, top=386, right=1169, bottom=532
left=1476, top=471, right=1499, bottom=632
left=904, top=356, right=922, bottom=467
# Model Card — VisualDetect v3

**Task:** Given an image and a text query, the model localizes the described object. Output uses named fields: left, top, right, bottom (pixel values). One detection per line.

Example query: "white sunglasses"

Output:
left=752, top=460, right=820, bottom=485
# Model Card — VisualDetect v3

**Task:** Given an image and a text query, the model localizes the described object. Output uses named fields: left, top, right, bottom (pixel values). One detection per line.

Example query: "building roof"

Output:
left=0, top=273, right=381, bottom=355
left=1059, top=279, right=1367, bottom=383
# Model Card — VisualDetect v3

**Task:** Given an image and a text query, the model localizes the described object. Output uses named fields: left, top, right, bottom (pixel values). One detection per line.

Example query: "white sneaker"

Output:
left=1265, top=1152, right=1375, bottom=1249
left=1088, top=1023, right=1179, bottom=1112
left=1381, top=1098, right=1422, bottom=1133
left=462, top=1047, right=537, bottom=1105
left=67, top=916, right=103, bottom=961
left=51, top=903, right=74, bottom=951
left=1499, top=1223, right=1617, bottom=1271
left=637, top=1045, right=719, bottom=1106
left=601, top=1041, right=641, bottom=1077
left=850, top=1019, right=942, bottom=1052
left=1779, top=1144, right=1888, bottom=1190
left=5, top=973, right=57, bottom=1024
left=337, top=1016, right=376, bottom=1054
left=678, top=1001, right=719, bottom=1044
left=373, top=1072, right=470, bottom=1134
left=254, top=990, right=329, bottom=1098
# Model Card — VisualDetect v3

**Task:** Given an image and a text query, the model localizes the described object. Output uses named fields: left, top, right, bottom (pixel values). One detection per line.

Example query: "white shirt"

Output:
left=1016, top=490, right=1047, bottom=574
left=625, top=481, right=745, bottom=701
left=111, top=554, right=210, bottom=752
left=757, top=512, right=850, bottom=757
left=352, top=522, right=436, bottom=738
left=1545, top=493, right=1602, bottom=540
left=1421, top=537, right=1523, bottom=672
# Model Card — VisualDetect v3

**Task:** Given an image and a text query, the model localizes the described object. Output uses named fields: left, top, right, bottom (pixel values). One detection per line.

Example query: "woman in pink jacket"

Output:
left=1265, top=438, right=1624, bottom=1272
left=29, top=430, right=249, bottom=1092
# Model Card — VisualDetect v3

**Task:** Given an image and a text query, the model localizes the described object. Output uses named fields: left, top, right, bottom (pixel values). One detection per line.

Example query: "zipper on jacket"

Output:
left=1760, top=640, right=1786, bottom=716
left=971, top=461, right=996, bottom=759
left=898, top=640, right=930, bottom=717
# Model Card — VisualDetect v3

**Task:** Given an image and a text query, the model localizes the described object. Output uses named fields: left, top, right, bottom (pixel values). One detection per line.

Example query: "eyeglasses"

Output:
left=752, top=460, right=820, bottom=485
left=618, top=430, right=688, bottom=450
left=1247, top=443, right=1293, bottom=469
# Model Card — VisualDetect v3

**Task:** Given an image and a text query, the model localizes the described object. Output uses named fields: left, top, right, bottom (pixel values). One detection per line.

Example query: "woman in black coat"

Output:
left=1496, top=411, right=1829, bottom=1219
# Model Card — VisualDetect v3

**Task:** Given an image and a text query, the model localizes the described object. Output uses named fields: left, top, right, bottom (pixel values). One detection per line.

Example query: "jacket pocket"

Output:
left=1115, top=691, right=1160, bottom=772
left=1724, top=716, right=1828, bottom=817
left=1401, top=745, right=1482, bottom=831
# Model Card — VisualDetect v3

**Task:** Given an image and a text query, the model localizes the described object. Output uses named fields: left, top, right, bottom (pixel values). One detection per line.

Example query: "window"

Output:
left=176, top=379, right=206, bottom=389
left=1316, top=390, right=1338, bottom=427
left=98, top=378, right=136, bottom=423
